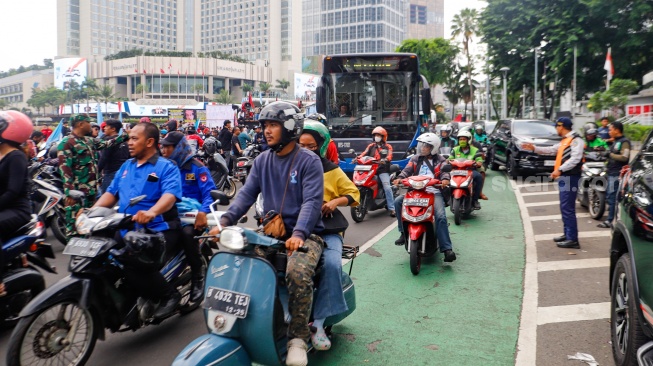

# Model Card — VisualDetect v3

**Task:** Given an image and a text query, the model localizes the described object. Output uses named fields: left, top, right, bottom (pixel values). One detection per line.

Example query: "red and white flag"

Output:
left=604, top=47, right=614, bottom=81
left=160, top=68, right=165, bottom=74
left=168, top=63, right=172, bottom=70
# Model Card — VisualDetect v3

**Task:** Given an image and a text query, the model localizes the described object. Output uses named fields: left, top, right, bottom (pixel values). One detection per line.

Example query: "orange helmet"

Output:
left=372, top=126, right=388, bottom=142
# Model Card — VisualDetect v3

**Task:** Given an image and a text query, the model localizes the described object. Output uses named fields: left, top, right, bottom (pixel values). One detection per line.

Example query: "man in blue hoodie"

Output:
left=210, top=101, right=324, bottom=366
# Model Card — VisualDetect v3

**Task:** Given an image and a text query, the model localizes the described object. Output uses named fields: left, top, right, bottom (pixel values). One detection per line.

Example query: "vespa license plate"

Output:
left=451, top=170, right=468, bottom=176
left=354, top=165, right=372, bottom=171
left=204, top=287, right=250, bottom=319
left=62, top=238, right=106, bottom=257
left=544, top=160, right=556, bottom=167
left=404, top=198, right=430, bottom=207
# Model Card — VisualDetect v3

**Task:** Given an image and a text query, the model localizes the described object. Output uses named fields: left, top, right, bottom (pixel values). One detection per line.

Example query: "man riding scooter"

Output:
left=392, top=133, right=456, bottom=263
left=584, top=127, right=609, bottom=152
left=439, top=124, right=457, bottom=148
left=473, top=123, right=489, bottom=145
left=357, top=127, right=395, bottom=216
left=160, top=131, right=215, bottom=303
left=449, top=130, right=486, bottom=208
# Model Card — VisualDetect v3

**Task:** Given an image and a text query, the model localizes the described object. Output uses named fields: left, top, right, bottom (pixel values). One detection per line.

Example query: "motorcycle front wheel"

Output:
left=588, top=189, right=606, bottom=220
left=7, top=301, right=97, bottom=366
left=409, top=237, right=422, bottom=275
left=452, top=198, right=462, bottom=225
left=222, top=178, right=237, bottom=199
left=49, top=213, right=68, bottom=245
left=350, top=189, right=368, bottom=223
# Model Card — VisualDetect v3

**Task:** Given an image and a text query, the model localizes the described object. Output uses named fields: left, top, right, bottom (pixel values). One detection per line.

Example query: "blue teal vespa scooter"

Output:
left=172, top=193, right=357, bottom=365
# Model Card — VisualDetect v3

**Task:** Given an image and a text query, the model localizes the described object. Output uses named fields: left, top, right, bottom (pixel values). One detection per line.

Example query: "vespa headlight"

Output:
left=219, top=227, right=247, bottom=251
left=75, top=214, right=99, bottom=235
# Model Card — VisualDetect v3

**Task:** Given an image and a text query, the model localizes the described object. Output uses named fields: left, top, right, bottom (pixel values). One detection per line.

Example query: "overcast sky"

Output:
left=0, top=0, right=485, bottom=72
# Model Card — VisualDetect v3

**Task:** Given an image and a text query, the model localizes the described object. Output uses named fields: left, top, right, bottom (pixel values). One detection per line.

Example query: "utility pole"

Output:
left=500, top=67, right=510, bottom=119
left=534, top=48, right=538, bottom=119
left=572, top=45, right=577, bottom=116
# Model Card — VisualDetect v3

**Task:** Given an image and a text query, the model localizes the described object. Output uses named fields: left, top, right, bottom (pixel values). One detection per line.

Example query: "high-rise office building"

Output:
left=302, top=0, right=407, bottom=57
left=406, top=0, right=444, bottom=40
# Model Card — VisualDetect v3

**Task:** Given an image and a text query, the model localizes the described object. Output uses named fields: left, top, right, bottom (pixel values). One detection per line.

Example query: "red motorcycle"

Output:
left=350, top=156, right=399, bottom=222
left=449, top=155, right=482, bottom=225
left=399, top=173, right=449, bottom=275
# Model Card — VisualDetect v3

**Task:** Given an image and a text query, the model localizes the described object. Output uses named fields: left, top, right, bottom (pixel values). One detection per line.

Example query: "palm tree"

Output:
left=275, top=79, right=290, bottom=93
left=242, top=83, right=253, bottom=94
left=134, top=83, right=148, bottom=99
left=451, top=8, right=480, bottom=121
left=214, top=89, right=232, bottom=104
left=191, top=84, right=205, bottom=101
left=0, top=99, right=8, bottom=110
left=97, top=85, right=116, bottom=112
left=81, top=77, right=98, bottom=111
left=65, top=80, right=81, bottom=113
left=259, top=82, right=272, bottom=97
left=443, top=66, right=465, bottom=120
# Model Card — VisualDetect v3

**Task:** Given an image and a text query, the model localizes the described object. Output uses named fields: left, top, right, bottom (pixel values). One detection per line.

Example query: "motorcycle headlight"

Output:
left=75, top=214, right=99, bottom=235
left=588, top=168, right=602, bottom=176
left=220, top=227, right=247, bottom=251
left=92, top=219, right=112, bottom=232
left=408, top=178, right=427, bottom=190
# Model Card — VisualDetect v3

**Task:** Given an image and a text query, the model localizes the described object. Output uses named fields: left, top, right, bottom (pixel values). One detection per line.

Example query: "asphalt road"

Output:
left=0, top=200, right=396, bottom=365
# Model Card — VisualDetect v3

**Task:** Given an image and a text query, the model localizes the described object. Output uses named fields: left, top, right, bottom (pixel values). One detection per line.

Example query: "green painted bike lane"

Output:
left=309, top=171, right=525, bottom=365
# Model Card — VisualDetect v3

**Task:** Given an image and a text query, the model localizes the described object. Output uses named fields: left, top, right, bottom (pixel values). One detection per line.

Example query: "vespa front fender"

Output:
left=172, top=334, right=251, bottom=366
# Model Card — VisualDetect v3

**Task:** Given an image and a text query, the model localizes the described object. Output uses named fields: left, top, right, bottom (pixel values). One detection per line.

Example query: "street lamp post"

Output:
left=500, top=67, right=510, bottom=119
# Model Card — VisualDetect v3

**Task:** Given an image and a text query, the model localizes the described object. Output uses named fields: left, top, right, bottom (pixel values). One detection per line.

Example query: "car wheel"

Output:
left=611, top=254, right=650, bottom=366
left=488, top=149, right=500, bottom=171
left=506, top=153, right=521, bottom=180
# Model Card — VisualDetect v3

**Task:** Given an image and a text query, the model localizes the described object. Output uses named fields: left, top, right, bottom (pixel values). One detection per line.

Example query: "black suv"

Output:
left=609, top=134, right=653, bottom=366
left=486, top=119, right=561, bottom=178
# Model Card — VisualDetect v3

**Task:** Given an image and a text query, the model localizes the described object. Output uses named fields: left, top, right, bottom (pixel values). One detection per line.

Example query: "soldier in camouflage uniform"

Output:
left=58, top=114, right=128, bottom=237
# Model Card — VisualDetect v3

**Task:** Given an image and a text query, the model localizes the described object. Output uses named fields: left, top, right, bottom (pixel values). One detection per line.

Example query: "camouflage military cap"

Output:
left=69, top=114, right=96, bottom=126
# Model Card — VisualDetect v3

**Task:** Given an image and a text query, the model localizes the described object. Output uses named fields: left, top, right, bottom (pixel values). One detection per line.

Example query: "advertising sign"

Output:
left=54, top=58, right=88, bottom=89
left=294, top=73, right=319, bottom=101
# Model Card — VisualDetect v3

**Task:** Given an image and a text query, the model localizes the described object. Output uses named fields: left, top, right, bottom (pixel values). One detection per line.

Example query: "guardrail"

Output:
left=618, top=112, right=653, bottom=125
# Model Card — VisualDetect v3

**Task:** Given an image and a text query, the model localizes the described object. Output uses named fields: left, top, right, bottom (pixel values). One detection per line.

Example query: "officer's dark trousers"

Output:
left=181, top=225, right=204, bottom=278
left=116, top=229, right=180, bottom=300
left=558, top=175, right=580, bottom=242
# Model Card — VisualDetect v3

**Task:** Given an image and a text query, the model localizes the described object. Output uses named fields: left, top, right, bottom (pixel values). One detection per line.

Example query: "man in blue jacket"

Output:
left=161, top=131, right=216, bottom=303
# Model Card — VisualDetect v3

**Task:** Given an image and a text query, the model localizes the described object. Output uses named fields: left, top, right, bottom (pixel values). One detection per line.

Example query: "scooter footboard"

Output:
left=172, top=334, right=251, bottom=366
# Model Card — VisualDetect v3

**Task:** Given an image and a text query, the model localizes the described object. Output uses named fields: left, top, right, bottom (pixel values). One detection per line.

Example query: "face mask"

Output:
left=459, top=140, right=468, bottom=148
left=374, top=136, right=382, bottom=143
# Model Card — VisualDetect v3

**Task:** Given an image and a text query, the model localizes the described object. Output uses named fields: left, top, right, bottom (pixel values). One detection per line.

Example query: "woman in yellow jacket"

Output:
left=298, top=120, right=359, bottom=351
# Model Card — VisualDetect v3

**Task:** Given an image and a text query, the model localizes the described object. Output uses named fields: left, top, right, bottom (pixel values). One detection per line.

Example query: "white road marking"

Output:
left=512, top=179, right=539, bottom=366
left=521, top=191, right=559, bottom=197
left=537, top=302, right=610, bottom=325
left=342, top=222, right=398, bottom=266
left=523, top=201, right=560, bottom=207
left=538, top=258, right=609, bottom=272
left=529, top=213, right=592, bottom=221
left=534, top=231, right=611, bottom=242
left=515, top=182, right=556, bottom=188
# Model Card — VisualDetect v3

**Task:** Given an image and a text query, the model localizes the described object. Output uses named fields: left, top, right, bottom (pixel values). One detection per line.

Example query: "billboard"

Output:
left=54, top=58, right=88, bottom=89
left=294, top=73, right=319, bottom=101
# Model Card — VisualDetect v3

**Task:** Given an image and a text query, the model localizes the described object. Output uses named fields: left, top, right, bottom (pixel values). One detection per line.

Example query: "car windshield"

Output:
left=513, top=121, right=557, bottom=137
left=485, top=122, right=497, bottom=134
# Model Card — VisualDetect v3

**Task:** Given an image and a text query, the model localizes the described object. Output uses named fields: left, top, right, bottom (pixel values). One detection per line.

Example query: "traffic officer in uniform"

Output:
left=160, top=131, right=215, bottom=303
left=92, top=122, right=184, bottom=319
left=523, top=117, right=584, bottom=249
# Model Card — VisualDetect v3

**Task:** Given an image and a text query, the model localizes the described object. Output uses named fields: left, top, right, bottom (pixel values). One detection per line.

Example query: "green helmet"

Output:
left=301, top=120, right=331, bottom=158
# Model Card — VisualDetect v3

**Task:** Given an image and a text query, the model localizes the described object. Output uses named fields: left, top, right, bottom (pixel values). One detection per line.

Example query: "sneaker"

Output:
left=395, top=233, right=406, bottom=246
left=473, top=201, right=481, bottom=210
left=310, top=327, right=331, bottom=351
left=597, top=220, right=612, bottom=229
left=443, top=250, right=457, bottom=263
left=153, top=291, right=181, bottom=319
left=286, top=338, right=308, bottom=366
left=389, top=210, right=396, bottom=217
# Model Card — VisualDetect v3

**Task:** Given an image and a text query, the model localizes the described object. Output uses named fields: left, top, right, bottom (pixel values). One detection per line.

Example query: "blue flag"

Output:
left=96, top=104, right=104, bottom=138
left=194, top=118, right=200, bottom=131
left=44, top=119, right=65, bottom=151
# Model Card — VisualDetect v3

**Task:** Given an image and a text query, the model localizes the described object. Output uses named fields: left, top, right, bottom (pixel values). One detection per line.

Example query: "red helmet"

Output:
left=0, top=111, right=34, bottom=146
left=372, top=126, right=388, bottom=141
left=140, top=117, right=151, bottom=123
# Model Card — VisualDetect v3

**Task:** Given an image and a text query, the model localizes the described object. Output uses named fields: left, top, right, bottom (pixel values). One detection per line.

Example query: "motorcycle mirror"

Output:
left=442, top=164, right=453, bottom=173
left=210, top=190, right=230, bottom=205
left=128, top=195, right=147, bottom=208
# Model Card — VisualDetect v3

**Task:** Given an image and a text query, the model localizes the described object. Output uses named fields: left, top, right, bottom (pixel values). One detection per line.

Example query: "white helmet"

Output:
left=416, top=132, right=441, bottom=156
left=457, top=130, right=472, bottom=140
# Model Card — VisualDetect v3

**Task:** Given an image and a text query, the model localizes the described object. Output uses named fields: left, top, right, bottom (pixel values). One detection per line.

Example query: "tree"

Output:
left=275, top=79, right=290, bottom=93
left=259, top=82, right=272, bottom=96
left=242, top=83, right=253, bottom=94
left=214, top=89, right=232, bottom=104
left=65, top=80, right=81, bottom=113
left=134, top=83, right=149, bottom=98
left=396, top=38, right=460, bottom=88
left=81, top=77, right=98, bottom=108
left=592, top=79, right=640, bottom=115
left=451, top=8, right=480, bottom=121
left=443, top=65, right=466, bottom=120
left=162, top=82, right=178, bottom=93
left=97, top=85, right=116, bottom=112
left=0, top=99, right=8, bottom=110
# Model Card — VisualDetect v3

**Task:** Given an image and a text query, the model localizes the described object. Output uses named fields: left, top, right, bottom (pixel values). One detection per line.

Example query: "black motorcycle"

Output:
left=578, top=151, right=608, bottom=220
left=0, top=215, right=56, bottom=327
left=234, top=143, right=262, bottom=184
left=200, top=151, right=237, bottom=198
left=6, top=192, right=211, bottom=366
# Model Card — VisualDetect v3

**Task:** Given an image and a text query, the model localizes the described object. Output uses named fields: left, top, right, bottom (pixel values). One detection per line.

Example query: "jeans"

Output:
left=394, top=192, right=453, bottom=252
left=181, top=224, right=204, bottom=279
left=222, top=151, right=232, bottom=175
left=472, top=170, right=484, bottom=202
left=558, top=175, right=580, bottom=241
left=100, top=172, right=116, bottom=196
left=312, top=233, right=348, bottom=320
left=606, top=175, right=620, bottom=222
left=378, top=172, right=395, bottom=211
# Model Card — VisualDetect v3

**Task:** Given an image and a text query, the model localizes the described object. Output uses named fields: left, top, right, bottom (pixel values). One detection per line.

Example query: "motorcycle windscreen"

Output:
left=205, top=252, right=281, bottom=366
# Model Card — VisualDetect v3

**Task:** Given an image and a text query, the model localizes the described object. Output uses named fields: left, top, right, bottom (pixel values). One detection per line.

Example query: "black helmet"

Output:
left=258, top=101, right=304, bottom=151
left=204, top=136, right=221, bottom=155
left=583, top=122, right=597, bottom=133
left=113, top=231, right=167, bottom=270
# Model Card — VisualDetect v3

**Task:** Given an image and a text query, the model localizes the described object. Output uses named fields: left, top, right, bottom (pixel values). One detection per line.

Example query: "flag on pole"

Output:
left=135, top=68, right=138, bottom=73
left=118, top=101, right=123, bottom=123
left=44, top=119, right=64, bottom=150
left=96, top=104, right=104, bottom=137
left=604, top=47, right=614, bottom=80
left=194, top=118, right=200, bottom=131
left=160, top=68, right=165, bottom=74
